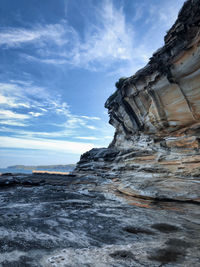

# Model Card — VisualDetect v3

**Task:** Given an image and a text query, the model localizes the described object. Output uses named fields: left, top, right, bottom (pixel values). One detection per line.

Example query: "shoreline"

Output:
left=32, top=170, right=70, bottom=175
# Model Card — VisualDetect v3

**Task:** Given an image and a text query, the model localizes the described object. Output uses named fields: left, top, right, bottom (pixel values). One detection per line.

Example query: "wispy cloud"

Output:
left=0, top=81, right=53, bottom=126
left=106, top=0, right=185, bottom=76
left=0, top=122, right=113, bottom=147
left=0, top=0, right=185, bottom=76
left=0, top=108, right=30, bottom=128
left=145, top=0, right=185, bottom=29
left=22, top=0, right=183, bottom=75
left=71, top=0, right=134, bottom=66
left=0, top=136, right=97, bottom=154
left=0, top=120, right=27, bottom=127
left=0, top=94, right=30, bottom=108
left=28, top=112, right=43, bottom=117
left=0, top=110, right=30, bottom=120
left=0, top=81, right=48, bottom=110
left=0, top=80, right=107, bottom=141
left=75, top=136, right=100, bottom=140
left=80, top=116, right=100, bottom=120
left=86, top=125, right=97, bottom=130
left=17, top=0, right=134, bottom=71
left=0, top=126, right=73, bottom=139
left=0, top=24, right=67, bottom=47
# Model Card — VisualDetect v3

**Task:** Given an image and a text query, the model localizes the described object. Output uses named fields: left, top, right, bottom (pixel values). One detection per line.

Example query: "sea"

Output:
left=0, top=167, right=75, bottom=174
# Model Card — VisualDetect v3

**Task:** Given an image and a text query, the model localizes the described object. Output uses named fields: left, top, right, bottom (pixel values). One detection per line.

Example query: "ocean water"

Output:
left=0, top=168, right=32, bottom=174
left=0, top=167, right=75, bottom=174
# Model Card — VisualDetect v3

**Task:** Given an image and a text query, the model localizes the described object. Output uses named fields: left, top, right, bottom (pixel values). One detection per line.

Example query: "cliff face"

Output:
left=106, top=0, right=200, bottom=146
left=74, top=0, right=200, bottom=202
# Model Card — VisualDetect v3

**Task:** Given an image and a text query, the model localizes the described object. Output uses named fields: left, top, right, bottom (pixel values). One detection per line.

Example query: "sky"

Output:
left=0, top=0, right=185, bottom=167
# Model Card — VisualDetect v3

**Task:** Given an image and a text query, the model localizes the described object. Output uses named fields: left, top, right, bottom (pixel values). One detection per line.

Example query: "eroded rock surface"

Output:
left=0, top=173, right=199, bottom=266
left=70, top=2, right=200, bottom=265
left=74, top=0, right=200, bottom=203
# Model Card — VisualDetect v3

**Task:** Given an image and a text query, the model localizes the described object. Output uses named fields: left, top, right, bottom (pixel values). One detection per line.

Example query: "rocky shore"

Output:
left=1, top=0, right=200, bottom=266
left=0, top=172, right=199, bottom=266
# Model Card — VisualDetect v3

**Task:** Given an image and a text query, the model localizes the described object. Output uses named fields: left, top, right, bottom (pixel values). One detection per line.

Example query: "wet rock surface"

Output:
left=0, top=173, right=199, bottom=266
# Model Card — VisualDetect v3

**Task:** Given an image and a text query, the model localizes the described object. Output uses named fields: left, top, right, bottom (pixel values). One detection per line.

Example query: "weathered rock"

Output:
left=0, top=173, right=199, bottom=266
left=74, top=0, right=200, bottom=203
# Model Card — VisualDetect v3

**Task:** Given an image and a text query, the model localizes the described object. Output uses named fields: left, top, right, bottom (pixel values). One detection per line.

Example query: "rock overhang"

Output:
left=105, top=0, right=200, bottom=140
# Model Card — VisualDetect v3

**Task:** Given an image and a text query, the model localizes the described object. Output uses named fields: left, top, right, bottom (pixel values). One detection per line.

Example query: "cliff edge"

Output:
left=74, top=0, right=200, bottom=202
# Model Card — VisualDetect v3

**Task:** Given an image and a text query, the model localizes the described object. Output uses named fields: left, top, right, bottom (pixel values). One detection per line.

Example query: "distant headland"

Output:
left=6, top=164, right=76, bottom=171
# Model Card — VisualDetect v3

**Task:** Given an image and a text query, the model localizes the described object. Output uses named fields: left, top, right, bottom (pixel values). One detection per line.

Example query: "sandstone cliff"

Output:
left=74, top=0, right=200, bottom=202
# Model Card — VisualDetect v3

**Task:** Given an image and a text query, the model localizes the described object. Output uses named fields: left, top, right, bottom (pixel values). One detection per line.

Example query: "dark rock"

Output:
left=123, top=226, right=154, bottom=235
left=148, top=247, right=185, bottom=264
left=165, top=238, right=190, bottom=248
left=151, top=223, right=180, bottom=233
left=109, top=250, right=134, bottom=260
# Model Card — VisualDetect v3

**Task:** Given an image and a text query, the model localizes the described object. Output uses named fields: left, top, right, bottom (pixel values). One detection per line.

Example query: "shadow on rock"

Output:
left=110, top=250, right=134, bottom=260
left=123, top=226, right=154, bottom=235
left=151, top=223, right=180, bottom=233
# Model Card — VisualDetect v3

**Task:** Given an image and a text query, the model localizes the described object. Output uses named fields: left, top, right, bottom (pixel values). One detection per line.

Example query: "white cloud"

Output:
left=73, top=0, right=134, bottom=66
left=28, top=112, right=43, bottom=117
left=0, top=110, right=30, bottom=120
left=86, top=125, right=97, bottom=130
left=0, top=81, right=70, bottom=124
left=106, top=0, right=185, bottom=77
left=0, top=136, right=97, bottom=154
left=0, top=94, right=29, bottom=108
left=0, top=80, right=102, bottom=139
left=0, top=82, right=55, bottom=126
left=22, top=0, right=183, bottom=76
left=0, top=83, right=30, bottom=109
left=0, top=24, right=67, bottom=47
left=0, top=126, right=73, bottom=138
left=0, top=0, right=185, bottom=76
left=0, top=120, right=27, bottom=127
left=20, top=0, right=134, bottom=71
left=75, top=136, right=100, bottom=140
left=81, top=116, right=101, bottom=120
left=146, top=0, right=185, bottom=29
left=0, top=77, right=114, bottom=149
left=37, top=58, right=69, bottom=65
left=0, top=82, right=45, bottom=110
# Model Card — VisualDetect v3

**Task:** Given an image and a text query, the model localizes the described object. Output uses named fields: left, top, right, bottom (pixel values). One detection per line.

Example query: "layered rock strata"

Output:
left=74, top=0, right=200, bottom=202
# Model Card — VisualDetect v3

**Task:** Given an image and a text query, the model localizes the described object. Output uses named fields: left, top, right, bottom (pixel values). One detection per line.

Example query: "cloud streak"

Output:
left=0, top=0, right=185, bottom=76
left=0, top=136, right=97, bottom=154
left=14, top=0, right=134, bottom=71
left=0, top=80, right=108, bottom=145
left=0, top=110, right=30, bottom=120
left=0, top=24, right=67, bottom=47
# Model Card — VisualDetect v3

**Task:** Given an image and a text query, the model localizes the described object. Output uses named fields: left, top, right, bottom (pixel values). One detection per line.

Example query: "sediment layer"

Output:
left=74, top=0, right=200, bottom=203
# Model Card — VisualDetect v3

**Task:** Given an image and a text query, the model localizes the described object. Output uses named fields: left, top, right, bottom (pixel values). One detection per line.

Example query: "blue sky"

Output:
left=0, top=0, right=185, bottom=167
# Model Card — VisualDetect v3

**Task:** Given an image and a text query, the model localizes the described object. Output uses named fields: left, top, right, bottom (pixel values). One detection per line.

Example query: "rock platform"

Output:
left=0, top=173, right=199, bottom=266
